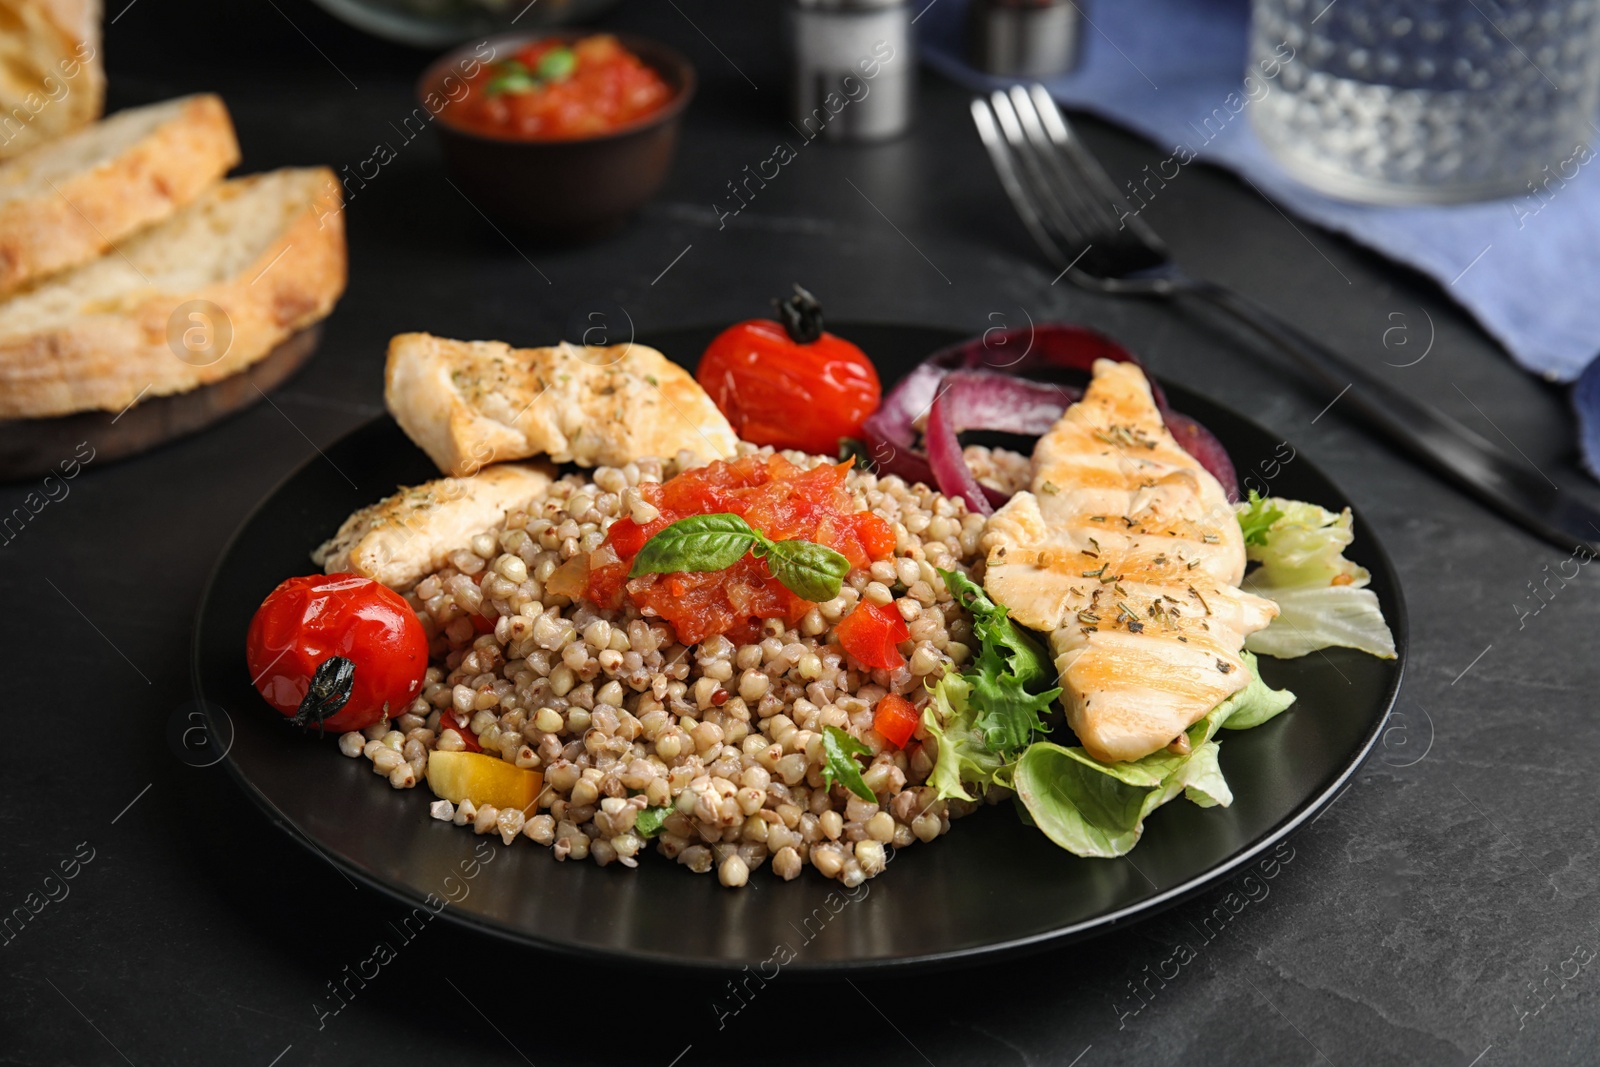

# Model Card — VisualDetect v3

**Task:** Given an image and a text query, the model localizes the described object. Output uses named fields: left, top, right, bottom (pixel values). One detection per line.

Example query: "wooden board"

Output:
left=0, top=326, right=324, bottom=481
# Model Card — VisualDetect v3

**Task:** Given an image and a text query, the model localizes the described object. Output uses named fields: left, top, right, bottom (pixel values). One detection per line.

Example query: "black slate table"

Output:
left=4, top=2, right=1596, bottom=1064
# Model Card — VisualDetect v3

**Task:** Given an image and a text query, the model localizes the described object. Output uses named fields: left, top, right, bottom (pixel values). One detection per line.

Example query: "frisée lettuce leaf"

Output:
left=921, top=571, right=1061, bottom=801
left=940, top=569, right=1060, bottom=751
left=921, top=673, right=1010, bottom=802
left=1237, top=490, right=1285, bottom=547
left=1238, top=496, right=1397, bottom=660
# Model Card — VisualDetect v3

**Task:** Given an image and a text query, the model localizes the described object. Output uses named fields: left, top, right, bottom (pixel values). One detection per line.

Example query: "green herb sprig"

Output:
left=627, top=513, right=851, bottom=603
left=820, top=725, right=876, bottom=801
left=634, top=805, right=673, bottom=839
left=1237, top=489, right=1284, bottom=547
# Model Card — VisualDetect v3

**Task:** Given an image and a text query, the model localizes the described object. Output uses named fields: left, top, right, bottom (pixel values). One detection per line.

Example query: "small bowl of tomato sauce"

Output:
left=420, top=33, right=694, bottom=240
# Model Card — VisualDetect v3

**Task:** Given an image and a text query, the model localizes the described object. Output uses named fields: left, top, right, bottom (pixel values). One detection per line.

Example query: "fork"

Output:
left=972, top=83, right=1600, bottom=555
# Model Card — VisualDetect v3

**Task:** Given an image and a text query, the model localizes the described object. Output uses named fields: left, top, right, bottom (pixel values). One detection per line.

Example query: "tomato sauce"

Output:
left=584, top=454, right=896, bottom=646
left=447, top=35, right=674, bottom=141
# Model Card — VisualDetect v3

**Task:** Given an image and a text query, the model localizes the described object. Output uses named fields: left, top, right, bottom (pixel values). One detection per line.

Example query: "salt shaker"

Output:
left=785, top=0, right=915, bottom=142
left=968, top=0, right=1079, bottom=79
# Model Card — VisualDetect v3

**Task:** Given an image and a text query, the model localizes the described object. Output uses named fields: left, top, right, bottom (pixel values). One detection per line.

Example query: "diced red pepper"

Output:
left=873, top=693, right=919, bottom=748
left=853, top=512, right=897, bottom=560
left=836, top=600, right=909, bottom=670
left=439, top=709, right=482, bottom=753
left=604, top=516, right=652, bottom=560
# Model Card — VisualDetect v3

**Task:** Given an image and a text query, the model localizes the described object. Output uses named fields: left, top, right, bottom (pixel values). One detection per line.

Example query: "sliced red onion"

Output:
left=863, top=322, right=1238, bottom=508
left=862, top=323, right=1128, bottom=488
left=861, top=361, right=946, bottom=489
left=925, top=372, right=1076, bottom=514
left=1164, top=412, right=1239, bottom=502
left=930, top=322, right=1139, bottom=378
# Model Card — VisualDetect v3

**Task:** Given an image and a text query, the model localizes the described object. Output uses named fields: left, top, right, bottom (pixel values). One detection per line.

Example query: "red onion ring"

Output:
left=862, top=323, right=1239, bottom=509
left=863, top=324, right=1126, bottom=489
left=925, top=372, right=1077, bottom=514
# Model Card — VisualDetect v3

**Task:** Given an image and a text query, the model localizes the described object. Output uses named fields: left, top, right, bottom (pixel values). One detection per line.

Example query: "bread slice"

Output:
left=0, top=0, right=104, bottom=161
left=386, top=333, right=739, bottom=476
left=0, top=94, right=239, bottom=297
left=0, top=166, right=346, bottom=419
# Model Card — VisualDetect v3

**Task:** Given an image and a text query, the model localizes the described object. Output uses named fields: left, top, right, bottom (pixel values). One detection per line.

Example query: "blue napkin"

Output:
left=920, top=0, right=1600, bottom=474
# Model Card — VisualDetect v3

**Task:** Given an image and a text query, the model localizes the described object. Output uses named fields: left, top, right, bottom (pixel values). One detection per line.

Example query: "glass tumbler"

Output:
left=1248, top=0, right=1600, bottom=204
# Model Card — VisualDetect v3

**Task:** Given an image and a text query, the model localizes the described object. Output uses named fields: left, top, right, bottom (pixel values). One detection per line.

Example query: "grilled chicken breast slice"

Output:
left=385, top=332, right=739, bottom=477
left=312, top=462, right=556, bottom=591
left=981, top=359, right=1278, bottom=763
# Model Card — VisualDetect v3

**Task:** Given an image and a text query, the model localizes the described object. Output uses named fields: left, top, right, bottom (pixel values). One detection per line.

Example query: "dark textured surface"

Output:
left=1, top=2, right=1595, bottom=1065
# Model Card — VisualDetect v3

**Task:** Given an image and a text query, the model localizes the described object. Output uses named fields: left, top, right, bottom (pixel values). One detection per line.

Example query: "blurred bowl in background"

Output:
left=312, top=0, right=623, bottom=47
left=420, top=32, right=694, bottom=241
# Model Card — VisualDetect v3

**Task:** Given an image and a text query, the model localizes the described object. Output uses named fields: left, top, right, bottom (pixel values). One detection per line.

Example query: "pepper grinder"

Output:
left=785, top=0, right=915, bottom=142
left=969, top=0, right=1080, bottom=79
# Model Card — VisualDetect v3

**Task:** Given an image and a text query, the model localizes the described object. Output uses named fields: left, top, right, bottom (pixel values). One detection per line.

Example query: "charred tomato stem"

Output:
left=774, top=284, right=825, bottom=345
left=291, top=655, right=357, bottom=731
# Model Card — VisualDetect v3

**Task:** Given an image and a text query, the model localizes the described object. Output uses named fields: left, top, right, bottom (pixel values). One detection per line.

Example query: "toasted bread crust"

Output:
left=0, top=94, right=240, bottom=296
left=0, top=0, right=104, bottom=161
left=0, top=167, right=347, bottom=419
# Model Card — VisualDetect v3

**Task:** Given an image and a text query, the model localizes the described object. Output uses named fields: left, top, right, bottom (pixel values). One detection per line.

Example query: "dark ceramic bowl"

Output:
left=418, top=32, right=695, bottom=241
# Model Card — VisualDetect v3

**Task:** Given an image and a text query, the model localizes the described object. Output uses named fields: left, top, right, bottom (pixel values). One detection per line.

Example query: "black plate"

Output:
left=192, top=323, right=1407, bottom=973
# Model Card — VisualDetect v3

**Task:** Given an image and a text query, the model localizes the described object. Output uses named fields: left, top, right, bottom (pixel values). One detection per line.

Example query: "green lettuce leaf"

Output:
left=1170, top=740, right=1230, bottom=808
left=940, top=569, right=1053, bottom=685
left=1241, top=498, right=1367, bottom=587
left=1245, top=583, right=1396, bottom=660
left=1237, top=490, right=1285, bottom=547
left=939, top=569, right=1060, bottom=751
left=1010, top=653, right=1293, bottom=858
left=1216, top=650, right=1298, bottom=731
left=1238, top=497, right=1397, bottom=660
left=921, top=674, right=1009, bottom=802
left=1012, top=739, right=1215, bottom=858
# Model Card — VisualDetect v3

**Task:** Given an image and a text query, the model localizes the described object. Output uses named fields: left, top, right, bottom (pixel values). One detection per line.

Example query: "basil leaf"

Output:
left=821, top=725, right=876, bottom=801
left=634, top=805, right=673, bottom=839
left=628, top=514, right=758, bottom=578
left=536, top=46, right=577, bottom=81
left=760, top=538, right=850, bottom=602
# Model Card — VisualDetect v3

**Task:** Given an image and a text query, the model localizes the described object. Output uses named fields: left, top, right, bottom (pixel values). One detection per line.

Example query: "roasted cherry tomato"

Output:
left=872, top=693, right=920, bottom=749
left=697, top=285, right=881, bottom=456
left=246, top=573, right=429, bottom=734
left=835, top=600, right=910, bottom=670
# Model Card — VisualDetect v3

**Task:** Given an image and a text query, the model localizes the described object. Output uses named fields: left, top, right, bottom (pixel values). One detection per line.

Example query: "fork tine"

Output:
left=1025, top=84, right=1169, bottom=256
left=1004, top=85, right=1112, bottom=255
left=970, top=96, right=1072, bottom=271
left=989, top=90, right=1102, bottom=267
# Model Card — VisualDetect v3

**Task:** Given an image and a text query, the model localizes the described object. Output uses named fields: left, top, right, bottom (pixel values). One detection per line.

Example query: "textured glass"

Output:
left=1249, top=0, right=1600, bottom=203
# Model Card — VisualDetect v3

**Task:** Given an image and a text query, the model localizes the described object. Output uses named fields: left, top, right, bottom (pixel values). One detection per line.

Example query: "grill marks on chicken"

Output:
left=980, top=360, right=1278, bottom=763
